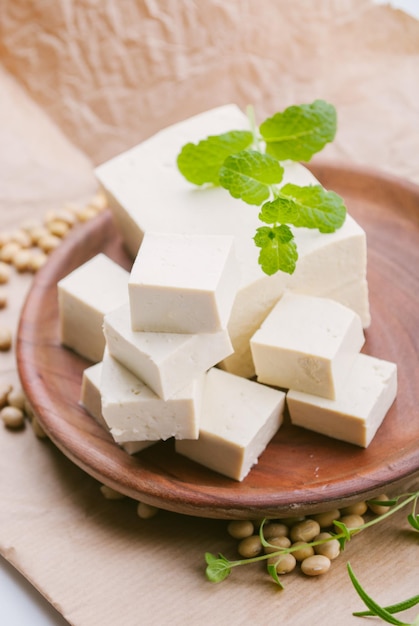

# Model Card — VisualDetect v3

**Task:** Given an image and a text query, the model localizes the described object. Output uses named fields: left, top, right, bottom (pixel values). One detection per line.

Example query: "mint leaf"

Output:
left=219, top=150, right=284, bottom=205
left=260, top=100, right=337, bottom=162
left=177, top=130, right=253, bottom=185
left=260, top=184, right=346, bottom=233
left=204, top=553, right=232, bottom=583
left=254, top=225, right=298, bottom=275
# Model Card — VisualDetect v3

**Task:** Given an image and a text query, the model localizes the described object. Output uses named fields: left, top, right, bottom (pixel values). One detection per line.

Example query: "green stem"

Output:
left=246, top=104, right=262, bottom=152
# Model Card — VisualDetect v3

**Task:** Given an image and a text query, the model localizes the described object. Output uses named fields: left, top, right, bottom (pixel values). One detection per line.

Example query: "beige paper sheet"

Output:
left=1, top=1, right=419, bottom=624
left=1, top=0, right=419, bottom=181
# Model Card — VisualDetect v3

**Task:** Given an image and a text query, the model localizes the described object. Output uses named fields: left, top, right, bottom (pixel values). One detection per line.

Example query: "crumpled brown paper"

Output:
left=1, top=1, right=419, bottom=625
left=1, top=0, right=419, bottom=181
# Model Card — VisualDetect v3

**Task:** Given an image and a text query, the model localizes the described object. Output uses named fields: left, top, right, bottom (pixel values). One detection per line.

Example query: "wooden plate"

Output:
left=16, top=162, right=419, bottom=519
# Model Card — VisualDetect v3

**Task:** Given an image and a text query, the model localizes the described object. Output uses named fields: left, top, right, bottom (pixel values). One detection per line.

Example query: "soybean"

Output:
left=262, top=521, right=289, bottom=539
left=1, top=406, right=25, bottom=429
left=28, top=252, right=48, bottom=273
left=301, top=554, right=331, bottom=576
left=47, top=220, right=70, bottom=238
left=337, top=514, right=364, bottom=531
left=0, top=326, right=12, bottom=351
left=29, top=226, right=50, bottom=245
left=312, top=508, right=341, bottom=529
left=263, top=536, right=291, bottom=554
left=290, top=519, right=320, bottom=543
left=10, top=229, right=31, bottom=248
left=290, top=541, right=315, bottom=562
left=137, top=502, right=159, bottom=519
left=0, top=242, right=21, bottom=263
left=100, top=484, right=126, bottom=500
left=38, top=234, right=61, bottom=254
left=0, top=262, right=11, bottom=284
left=7, top=387, right=26, bottom=411
left=31, top=416, right=47, bottom=438
left=267, top=553, right=296, bottom=574
left=227, top=520, right=254, bottom=539
left=340, top=501, right=368, bottom=516
left=0, top=383, right=12, bottom=408
left=13, top=249, right=32, bottom=273
left=237, top=535, right=262, bottom=558
left=76, top=206, right=100, bottom=222
left=313, top=532, right=340, bottom=560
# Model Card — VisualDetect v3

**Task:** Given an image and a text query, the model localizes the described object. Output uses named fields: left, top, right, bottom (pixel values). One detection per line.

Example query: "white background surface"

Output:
left=0, top=556, right=69, bottom=625
left=1, top=1, right=417, bottom=624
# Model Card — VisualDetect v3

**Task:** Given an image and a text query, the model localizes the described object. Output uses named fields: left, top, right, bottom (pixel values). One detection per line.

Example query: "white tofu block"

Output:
left=129, top=232, right=240, bottom=333
left=95, top=104, right=371, bottom=377
left=80, top=362, right=107, bottom=427
left=80, top=362, right=154, bottom=454
left=175, top=368, right=285, bottom=481
left=250, top=293, right=365, bottom=399
left=287, top=353, right=397, bottom=447
left=100, top=350, right=204, bottom=442
left=58, top=253, right=129, bottom=362
left=104, top=303, right=233, bottom=400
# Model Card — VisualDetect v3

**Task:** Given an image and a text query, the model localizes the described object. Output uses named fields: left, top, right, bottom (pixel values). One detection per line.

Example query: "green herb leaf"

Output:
left=354, top=594, right=419, bottom=618
left=407, top=513, right=419, bottom=531
left=367, top=497, right=399, bottom=507
left=348, top=563, right=411, bottom=625
left=266, top=562, right=285, bottom=588
left=219, top=150, right=284, bottom=205
left=254, top=225, right=298, bottom=275
left=259, top=184, right=346, bottom=233
left=205, top=552, right=232, bottom=583
left=333, top=520, right=353, bottom=545
left=260, top=99, right=337, bottom=162
left=177, top=130, right=253, bottom=185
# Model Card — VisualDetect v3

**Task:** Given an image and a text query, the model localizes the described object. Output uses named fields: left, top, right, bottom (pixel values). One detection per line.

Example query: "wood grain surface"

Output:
left=16, top=162, right=419, bottom=519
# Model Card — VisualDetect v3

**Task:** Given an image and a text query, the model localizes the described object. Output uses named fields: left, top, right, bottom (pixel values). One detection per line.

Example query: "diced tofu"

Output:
left=58, top=253, right=129, bottom=362
left=95, top=104, right=371, bottom=377
left=287, top=353, right=397, bottom=447
left=103, top=303, right=233, bottom=400
left=80, top=362, right=154, bottom=454
left=175, top=368, right=285, bottom=481
left=128, top=232, right=240, bottom=333
left=100, top=350, right=204, bottom=442
left=250, top=293, right=365, bottom=399
left=80, top=362, right=106, bottom=427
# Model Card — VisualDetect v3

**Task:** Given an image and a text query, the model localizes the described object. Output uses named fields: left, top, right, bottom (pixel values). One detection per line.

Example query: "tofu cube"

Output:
left=128, top=232, right=240, bottom=333
left=287, top=353, right=397, bottom=447
left=175, top=368, right=285, bottom=481
left=100, top=350, right=204, bottom=442
left=250, top=293, right=365, bottom=399
left=103, top=303, right=233, bottom=400
left=58, top=253, right=129, bottom=362
left=80, top=362, right=154, bottom=454
left=80, top=362, right=106, bottom=427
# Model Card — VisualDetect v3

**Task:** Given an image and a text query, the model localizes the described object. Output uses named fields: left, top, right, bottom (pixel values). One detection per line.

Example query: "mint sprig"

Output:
left=176, top=100, right=346, bottom=276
